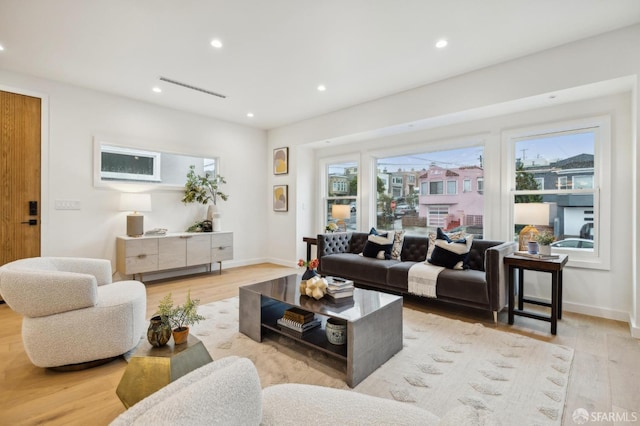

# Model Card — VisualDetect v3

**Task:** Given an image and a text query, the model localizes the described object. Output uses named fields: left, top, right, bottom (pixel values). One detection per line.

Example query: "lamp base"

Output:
left=127, top=214, right=144, bottom=237
left=518, top=225, right=539, bottom=251
left=336, top=219, right=346, bottom=232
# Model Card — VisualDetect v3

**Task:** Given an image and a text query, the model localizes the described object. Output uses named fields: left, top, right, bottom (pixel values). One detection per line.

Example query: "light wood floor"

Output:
left=0, top=263, right=638, bottom=425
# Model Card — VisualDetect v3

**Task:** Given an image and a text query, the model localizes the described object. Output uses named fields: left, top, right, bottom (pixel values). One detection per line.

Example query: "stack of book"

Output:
left=325, top=276, right=355, bottom=300
left=276, top=307, right=320, bottom=336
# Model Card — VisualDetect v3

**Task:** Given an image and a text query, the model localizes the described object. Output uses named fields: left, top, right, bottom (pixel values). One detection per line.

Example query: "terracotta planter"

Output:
left=172, top=327, right=190, bottom=345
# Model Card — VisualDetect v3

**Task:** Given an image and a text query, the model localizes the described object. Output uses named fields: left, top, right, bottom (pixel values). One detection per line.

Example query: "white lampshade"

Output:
left=120, top=193, right=152, bottom=213
left=514, top=203, right=549, bottom=226
left=120, top=193, right=151, bottom=237
left=331, top=204, right=351, bottom=220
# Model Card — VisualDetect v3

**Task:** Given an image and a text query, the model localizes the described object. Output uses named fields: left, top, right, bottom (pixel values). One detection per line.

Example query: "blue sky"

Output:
left=329, top=131, right=594, bottom=174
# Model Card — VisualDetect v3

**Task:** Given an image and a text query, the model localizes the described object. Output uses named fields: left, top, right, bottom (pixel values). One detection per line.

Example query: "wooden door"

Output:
left=0, top=90, right=41, bottom=266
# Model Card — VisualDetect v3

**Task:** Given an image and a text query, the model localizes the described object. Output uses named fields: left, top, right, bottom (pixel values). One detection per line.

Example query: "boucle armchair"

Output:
left=110, top=356, right=441, bottom=426
left=0, top=257, right=146, bottom=368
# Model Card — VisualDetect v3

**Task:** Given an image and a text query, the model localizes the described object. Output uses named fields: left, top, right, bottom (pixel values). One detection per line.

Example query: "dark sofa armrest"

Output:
left=485, top=241, right=518, bottom=311
left=317, top=232, right=352, bottom=259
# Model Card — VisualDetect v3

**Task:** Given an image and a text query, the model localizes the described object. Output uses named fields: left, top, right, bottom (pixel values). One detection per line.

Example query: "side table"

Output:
left=504, top=254, right=568, bottom=335
left=303, top=236, right=318, bottom=262
left=116, top=334, right=213, bottom=408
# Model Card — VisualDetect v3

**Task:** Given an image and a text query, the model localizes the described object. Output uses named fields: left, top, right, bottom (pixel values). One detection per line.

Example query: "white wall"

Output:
left=0, top=69, right=269, bottom=275
left=266, top=24, right=640, bottom=332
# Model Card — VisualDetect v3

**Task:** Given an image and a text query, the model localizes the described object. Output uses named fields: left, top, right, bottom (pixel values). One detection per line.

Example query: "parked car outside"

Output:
left=550, top=238, right=594, bottom=249
left=393, top=204, right=416, bottom=218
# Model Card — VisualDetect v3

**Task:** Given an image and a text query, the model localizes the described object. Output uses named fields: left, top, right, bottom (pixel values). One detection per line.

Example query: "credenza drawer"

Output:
left=125, top=254, right=159, bottom=274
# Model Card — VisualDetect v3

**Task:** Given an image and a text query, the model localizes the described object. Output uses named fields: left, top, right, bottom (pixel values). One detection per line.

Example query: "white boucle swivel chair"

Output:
left=110, top=356, right=443, bottom=426
left=0, top=257, right=146, bottom=369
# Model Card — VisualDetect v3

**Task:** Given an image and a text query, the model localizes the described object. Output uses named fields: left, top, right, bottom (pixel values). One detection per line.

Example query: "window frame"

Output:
left=319, top=155, right=360, bottom=232
left=503, top=115, right=611, bottom=270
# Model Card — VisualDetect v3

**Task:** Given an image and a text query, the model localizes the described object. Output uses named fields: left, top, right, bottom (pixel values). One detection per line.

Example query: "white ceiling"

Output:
left=1, top=0, right=639, bottom=130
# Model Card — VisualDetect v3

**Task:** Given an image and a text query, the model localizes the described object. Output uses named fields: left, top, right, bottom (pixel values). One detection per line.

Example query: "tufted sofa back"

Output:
left=317, top=232, right=505, bottom=272
left=400, top=235, right=428, bottom=262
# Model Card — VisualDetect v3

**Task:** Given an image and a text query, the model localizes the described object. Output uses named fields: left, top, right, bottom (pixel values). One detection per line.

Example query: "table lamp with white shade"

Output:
left=120, top=193, right=152, bottom=237
left=331, top=204, right=351, bottom=232
left=514, top=202, right=550, bottom=251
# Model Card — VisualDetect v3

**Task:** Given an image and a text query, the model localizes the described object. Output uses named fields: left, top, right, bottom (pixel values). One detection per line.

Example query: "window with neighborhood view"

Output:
left=375, top=146, right=484, bottom=237
left=325, top=161, right=358, bottom=232
left=511, top=126, right=599, bottom=257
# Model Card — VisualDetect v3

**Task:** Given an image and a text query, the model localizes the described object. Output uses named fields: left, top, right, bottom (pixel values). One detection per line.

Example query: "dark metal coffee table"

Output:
left=239, top=274, right=403, bottom=387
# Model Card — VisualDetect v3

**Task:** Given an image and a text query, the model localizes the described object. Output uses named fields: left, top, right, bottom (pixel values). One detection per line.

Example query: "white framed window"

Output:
left=505, top=116, right=611, bottom=269
left=324, top=160, right=358, bottom=231
left=557, top=176, right=568, bottom=189
left=477, top=178, right=484, bottom=193
left=463, top=179, right=471, bottom=193
left=430, top=181, right=444, bottom=194
left=447, top=180, right=457, bottom=195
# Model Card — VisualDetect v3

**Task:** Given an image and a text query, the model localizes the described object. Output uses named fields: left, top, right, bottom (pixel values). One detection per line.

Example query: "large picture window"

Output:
left=375, top=145, right=484, bottom=237
left=507, top=116, right=610, bottom=268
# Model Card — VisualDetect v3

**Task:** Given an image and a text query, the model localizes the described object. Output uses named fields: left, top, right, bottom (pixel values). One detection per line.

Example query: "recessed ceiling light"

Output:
left=210, top=39, right=223, bottom=49
left=435, top=39, right=448, bottom=49
left=317, top=85, right=326, bottom=92
left=152, top=87, right=162, bottom=93
left=247, top=112, right=254, bottom=118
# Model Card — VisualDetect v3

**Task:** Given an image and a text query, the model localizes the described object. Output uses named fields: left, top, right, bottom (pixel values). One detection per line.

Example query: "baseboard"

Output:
left=629, top=314, right=640, bottom=338
left=523, top=294, right=629, bottom=322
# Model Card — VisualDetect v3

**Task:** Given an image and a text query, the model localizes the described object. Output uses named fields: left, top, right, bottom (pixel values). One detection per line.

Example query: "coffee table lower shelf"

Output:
left=260, top=300, right=347, bottom=360
left=239, top=276, right=403, bottom=387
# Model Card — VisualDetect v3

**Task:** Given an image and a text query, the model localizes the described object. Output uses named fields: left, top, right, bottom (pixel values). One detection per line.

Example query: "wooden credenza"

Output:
left=116, top=232, right=233, bottom=280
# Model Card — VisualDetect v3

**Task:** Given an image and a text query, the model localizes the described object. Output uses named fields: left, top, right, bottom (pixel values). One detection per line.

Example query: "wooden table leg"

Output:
left=551, top=271, right=559, bottom=335
left=558, top=270, right=563, bottom=319
left=508, top=265, right=515, bottom=325
left=517, top=268, right=524, bottom=311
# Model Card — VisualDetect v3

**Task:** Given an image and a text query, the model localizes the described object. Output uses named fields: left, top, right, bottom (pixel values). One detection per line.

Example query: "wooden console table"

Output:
left=116, top=231, right=233, bottom=281
left=504, top=253, right=568, bottom=335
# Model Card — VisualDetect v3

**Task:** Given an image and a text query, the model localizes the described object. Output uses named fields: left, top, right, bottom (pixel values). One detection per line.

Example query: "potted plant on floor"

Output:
left=158, top=290, right=206, bottom=345
left=182, top=165, right=229, bottom=232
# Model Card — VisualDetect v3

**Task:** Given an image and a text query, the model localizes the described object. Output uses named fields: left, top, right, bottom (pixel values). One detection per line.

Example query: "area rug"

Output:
left=189, top=297, right=574, bottom=425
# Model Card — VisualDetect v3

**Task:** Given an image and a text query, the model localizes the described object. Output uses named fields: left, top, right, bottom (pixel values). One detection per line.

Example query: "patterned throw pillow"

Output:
left=363, top=233, right=394, bottom=259
left=391, top=230, right=405, bottom=260
left=428, top=228, right=473, bottom=269
left=427, top=229, right=466, bottom=260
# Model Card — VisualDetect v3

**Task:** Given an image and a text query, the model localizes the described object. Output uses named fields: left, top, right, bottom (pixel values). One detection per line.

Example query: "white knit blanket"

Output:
left=408, top=262, right=445, bottom=298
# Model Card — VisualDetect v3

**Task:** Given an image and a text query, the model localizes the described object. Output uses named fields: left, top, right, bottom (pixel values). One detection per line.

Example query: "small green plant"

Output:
left=535, top=231, right=555, bottom=246
left=182, top=165, right=229, bottom=206
left=157, top=290, right=205, bottom=332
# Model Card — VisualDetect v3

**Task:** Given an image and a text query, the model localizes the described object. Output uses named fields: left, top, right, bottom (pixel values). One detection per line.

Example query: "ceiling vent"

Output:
left=159, top=76, right=227, bottom=99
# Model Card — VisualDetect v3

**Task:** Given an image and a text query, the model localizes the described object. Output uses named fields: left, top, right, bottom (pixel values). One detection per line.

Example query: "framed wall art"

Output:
left=273, top=147, right=288, bottom=175
left=273, top=185, right=288, bottom=212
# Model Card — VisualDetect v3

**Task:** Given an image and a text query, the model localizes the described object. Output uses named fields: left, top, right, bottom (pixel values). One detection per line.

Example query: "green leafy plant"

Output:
left=182, top=165, right=229, bottom=206
left=535, top=231, right=555, bottom=246
left=157, top=290, right=205, bottom=332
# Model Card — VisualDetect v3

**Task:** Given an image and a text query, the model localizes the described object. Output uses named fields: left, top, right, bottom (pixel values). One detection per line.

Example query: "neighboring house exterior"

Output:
left=417, top=165, right=484, bottom=229
left=522, top=153, right=595, bottom=238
